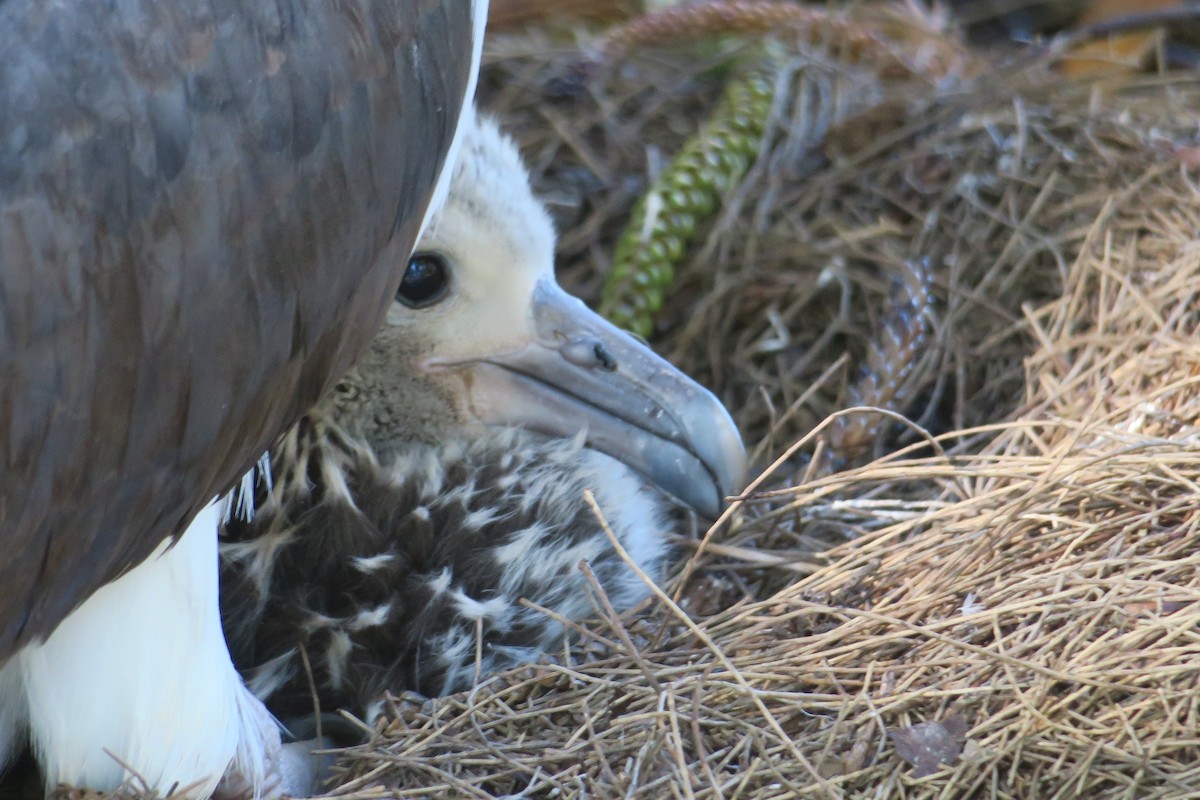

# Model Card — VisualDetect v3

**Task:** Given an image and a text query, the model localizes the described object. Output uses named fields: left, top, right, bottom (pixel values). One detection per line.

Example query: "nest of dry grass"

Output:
left=311, top=9, right=1200, bottom=800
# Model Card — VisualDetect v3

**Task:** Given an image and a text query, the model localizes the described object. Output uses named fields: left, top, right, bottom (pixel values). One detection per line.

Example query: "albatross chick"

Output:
left=220, top=115, right=745, bottom=728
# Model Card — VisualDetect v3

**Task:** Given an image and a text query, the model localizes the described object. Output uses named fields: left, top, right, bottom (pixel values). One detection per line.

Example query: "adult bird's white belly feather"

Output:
left=219, top=115, right=747, bottom=731
left=0, top=0, right=488, bottom=796
left=17, top=505, right=268, bottom=796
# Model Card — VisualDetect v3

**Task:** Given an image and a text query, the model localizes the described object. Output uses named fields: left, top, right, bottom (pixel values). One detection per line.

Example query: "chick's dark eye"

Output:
left=397, top=253, right=449, bottom=308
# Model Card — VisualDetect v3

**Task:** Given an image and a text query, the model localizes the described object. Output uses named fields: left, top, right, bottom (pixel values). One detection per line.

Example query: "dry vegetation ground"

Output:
left=321, top=9, right=1200, bottom=799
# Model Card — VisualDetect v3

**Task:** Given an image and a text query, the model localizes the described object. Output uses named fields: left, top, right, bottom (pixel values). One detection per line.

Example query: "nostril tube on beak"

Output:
left=563, top=338, right=619, bottom=371
left=593, top=343, right=617, bottom=371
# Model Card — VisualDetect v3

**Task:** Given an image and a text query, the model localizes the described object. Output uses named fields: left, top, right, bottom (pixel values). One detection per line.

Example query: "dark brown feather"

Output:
left=0, top=0, right=475, bottom=657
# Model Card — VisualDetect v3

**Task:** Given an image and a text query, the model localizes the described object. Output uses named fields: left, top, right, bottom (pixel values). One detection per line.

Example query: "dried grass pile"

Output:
left=312, top=6, right=1200, bottom=797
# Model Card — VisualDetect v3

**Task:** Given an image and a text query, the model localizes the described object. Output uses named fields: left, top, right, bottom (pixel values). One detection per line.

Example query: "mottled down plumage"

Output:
left=219, top=116, right=680, bottom=728
left=221, top=424, right=666, bottom=723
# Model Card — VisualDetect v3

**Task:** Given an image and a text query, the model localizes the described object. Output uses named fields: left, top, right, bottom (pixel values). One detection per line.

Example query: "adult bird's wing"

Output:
left=0, top=0, right=476, bottom=659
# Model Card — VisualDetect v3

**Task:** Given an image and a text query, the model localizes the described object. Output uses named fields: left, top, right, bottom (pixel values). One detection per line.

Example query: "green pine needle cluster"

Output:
left=599, top=67, right=776, bottom=338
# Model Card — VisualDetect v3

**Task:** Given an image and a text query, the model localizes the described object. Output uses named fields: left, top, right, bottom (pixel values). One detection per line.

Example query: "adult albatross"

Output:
left=0, top=1, right=487, bottom=796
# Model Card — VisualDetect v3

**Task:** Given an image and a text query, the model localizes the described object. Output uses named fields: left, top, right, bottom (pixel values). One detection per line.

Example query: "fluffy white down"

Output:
left=578, top=448, right=672, bottom=602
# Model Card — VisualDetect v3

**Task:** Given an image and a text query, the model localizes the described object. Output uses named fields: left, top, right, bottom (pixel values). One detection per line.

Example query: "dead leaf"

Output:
left=889, top=712, right=969, bottom=778
left=1061, top=0, right=1179, bottom=79
left=1171, top=145, right=1200, bottom=170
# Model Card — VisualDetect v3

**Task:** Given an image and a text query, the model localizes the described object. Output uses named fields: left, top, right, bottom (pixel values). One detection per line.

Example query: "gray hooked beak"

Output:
left=428, top=281, right=746, bottom=517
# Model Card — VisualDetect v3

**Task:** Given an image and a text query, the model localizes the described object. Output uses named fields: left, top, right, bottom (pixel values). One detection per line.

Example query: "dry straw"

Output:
left=320, top=8, right=1200, bottom=799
